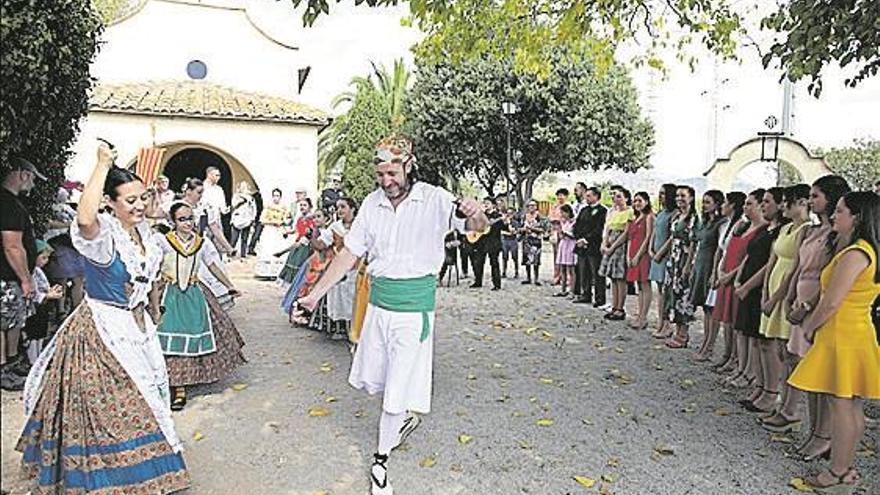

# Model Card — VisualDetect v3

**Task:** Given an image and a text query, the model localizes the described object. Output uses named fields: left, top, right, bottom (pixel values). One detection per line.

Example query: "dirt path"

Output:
left=2, top=260, right=877, bottom=494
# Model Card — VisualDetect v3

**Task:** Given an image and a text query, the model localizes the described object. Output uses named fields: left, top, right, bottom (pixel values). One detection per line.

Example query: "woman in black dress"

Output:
left=733, top=187, right=785, bottom=412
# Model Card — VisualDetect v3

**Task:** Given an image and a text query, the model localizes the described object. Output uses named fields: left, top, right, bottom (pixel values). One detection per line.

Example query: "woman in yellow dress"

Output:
left=788, top=191, right=880, bottom=494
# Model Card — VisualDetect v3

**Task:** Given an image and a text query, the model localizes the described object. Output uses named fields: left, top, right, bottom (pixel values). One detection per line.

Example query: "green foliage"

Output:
left=406, top=53, right=654, bottom=207
left=1, top=0, right=102, bottom=232
left=815, top=139, right=880, bottom=191
left=291, top=1, right=879, bottom=95
left=318, top=60, right=410, bottom=202
left=91, top=0, right=134, bottom=24
left=762, top=0, right=879, bottom=97
left=290, top=0, right=744, bottom=78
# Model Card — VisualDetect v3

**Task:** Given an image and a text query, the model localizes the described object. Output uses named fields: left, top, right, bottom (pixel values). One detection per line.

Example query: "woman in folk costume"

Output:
left=298, top=135, right=488, bottom=495
left=158, top=201, right=246, bottom=410
left=254, top=188, right=292, bottom=278
left=17, top=144, right=190, bottom=493
left=276, top=198, right=317, bottom=287
left=280, top=208, right=330, bottom=322
left=306, top=198, right=360, bottom=342
left=181, top=178, right=236, bottom=311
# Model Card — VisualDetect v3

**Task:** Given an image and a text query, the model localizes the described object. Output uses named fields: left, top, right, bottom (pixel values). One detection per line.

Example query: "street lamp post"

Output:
left=502, top=101, right=518, bottom=208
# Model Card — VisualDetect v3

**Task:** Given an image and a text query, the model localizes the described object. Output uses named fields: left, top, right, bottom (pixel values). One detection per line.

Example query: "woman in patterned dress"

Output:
left=17, top=144, right=190, bottom=493
left=520, top=200, right=548, bottom=285
left=658, top=186, right=699, bottom=348
left=307, top=198, right=360, bottom=342
left=158, top=202, right=246, bottom=410
left=599, top=188, right=634, bottom=320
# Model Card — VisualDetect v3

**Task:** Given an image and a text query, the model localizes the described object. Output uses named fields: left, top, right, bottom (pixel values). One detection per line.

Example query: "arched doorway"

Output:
left=163, top=148, right=233, bottom=203
left=704, top=136, right=831, bottom=190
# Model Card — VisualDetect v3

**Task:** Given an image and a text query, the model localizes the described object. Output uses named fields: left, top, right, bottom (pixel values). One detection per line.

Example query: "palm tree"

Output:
left=317, top=59, right=411, bottom=185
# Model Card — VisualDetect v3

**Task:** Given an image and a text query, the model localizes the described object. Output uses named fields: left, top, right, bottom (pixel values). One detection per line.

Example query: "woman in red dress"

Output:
left=626, top=192, right=655, bottom=329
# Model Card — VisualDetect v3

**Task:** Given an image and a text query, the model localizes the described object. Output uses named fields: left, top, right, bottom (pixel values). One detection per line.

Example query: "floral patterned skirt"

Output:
left=16, top=302, right=190, bottom=494
left=664, top=243, right=696, bottom=324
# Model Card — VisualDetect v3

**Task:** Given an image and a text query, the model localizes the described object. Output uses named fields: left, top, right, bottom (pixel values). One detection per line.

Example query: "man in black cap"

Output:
left=1, top=157, right=45, bottom=390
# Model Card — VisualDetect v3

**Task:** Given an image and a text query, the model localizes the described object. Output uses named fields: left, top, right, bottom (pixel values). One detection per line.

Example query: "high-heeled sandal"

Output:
left=665, top=332, right=689, bottom=349
left=797, top=434, right=832, bottom=462
left=741, top=388, right=777, bottom=413
left=806, top=468, right=859, bottom=494
left=171, top=386, right=187, bottom=411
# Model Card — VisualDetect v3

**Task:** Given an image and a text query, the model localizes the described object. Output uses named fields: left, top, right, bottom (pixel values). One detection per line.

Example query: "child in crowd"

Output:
left=555, top=205, right=577, bottom=297
left=24, top=240, right=63, bottom=365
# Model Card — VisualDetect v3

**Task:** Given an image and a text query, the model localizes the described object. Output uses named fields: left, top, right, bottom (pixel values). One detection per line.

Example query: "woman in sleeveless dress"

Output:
left=689, top=190, right=724, bottom=359
left=17, top=144, right=190, bottom=493
left=775, top=176, right=850, bottom=462
left=788, top=191, right=879, bottom=494
left=755, top=185, right=810, bottom=431
left=649, top=184, right=677, bottom=337
left=625, top=192, right=654, bottom=329
left=699, top=191, right=744, bottom=364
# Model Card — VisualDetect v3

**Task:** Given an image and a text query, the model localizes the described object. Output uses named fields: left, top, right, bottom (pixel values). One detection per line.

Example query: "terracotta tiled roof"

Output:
left=89, top=80, right=329, bottom=126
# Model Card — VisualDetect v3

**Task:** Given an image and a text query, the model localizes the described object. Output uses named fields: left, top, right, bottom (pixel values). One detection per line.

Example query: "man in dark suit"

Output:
left=470, top=198, right=503, bottom=290
left=573, top=186, right=607, bottom=306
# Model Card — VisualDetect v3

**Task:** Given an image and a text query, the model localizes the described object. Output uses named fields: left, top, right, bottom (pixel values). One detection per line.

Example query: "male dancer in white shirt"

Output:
left=298, top=135, right=487, bottom=495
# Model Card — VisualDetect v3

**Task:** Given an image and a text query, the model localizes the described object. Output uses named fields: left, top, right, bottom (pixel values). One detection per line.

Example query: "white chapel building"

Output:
left=67, top=0, right=329, bottom=203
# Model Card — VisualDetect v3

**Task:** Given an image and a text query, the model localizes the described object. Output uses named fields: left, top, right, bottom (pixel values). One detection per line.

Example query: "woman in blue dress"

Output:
left=17, top=144, right=190, bottom=493
left=649, top=183, right=677, bottom=338
left=159, top=201, right=246, bottom=410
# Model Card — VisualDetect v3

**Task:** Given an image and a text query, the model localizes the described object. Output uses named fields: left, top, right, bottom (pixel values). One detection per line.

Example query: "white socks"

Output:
left=378, top=410, right=406, bottom=455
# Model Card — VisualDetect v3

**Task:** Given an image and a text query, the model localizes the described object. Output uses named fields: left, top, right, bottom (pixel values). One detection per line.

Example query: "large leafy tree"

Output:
left=816, top=139, right=880, bottom=191
left=319, top=60, right=411, bottom=202
left=407, top=53, right=653, bottom=207
left=289, top=0, right=878, bottom=96
left=1, top=0, right=103, bottom=231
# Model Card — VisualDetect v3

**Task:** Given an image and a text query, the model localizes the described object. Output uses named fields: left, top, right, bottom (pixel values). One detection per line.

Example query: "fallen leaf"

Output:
left=319, top=363, right=333, bottom=373
left=466, top=373, right=477, bottom=380
left=573, top=476, right=596, bottom=488
left=524, top=327, right=538, bottom=335
left=539, top=377, right=555, bottom=385
left=511, top=411, right=524, bottom=417
left=193, top=431, right=205, bottom=441
left=354, top=410, right=365, bottom=418
left=230, top=383, right=248, bottom=391
left=601, top=473, right=618, bottom=483
left=419, top=456, right=437, bottom=468
left=536, top=418, right=555, bottom=427
left=654, top=444, right=675, bottom=456
left=308, top=406, right=331, bottom=417
left=325, top=396, right=337, bottom=403
left=310, top=491, right=329, bottom=495
left=518, top=440, right=532, bottom=450
left=541, top=330, right=554, bottom=339
left=606, top=457, right=621, bottom=468
left=770, top=434, right=794, bottom=444
left=714, top=407, right=731, bottom=416
left=581, top=418, right=594, bottom=426
left=788, top=477, right=814, bottom=492
left=458, top=434, right=473, bottom=445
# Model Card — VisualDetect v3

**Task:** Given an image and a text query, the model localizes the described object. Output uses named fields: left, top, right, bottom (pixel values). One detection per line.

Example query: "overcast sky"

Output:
left=247, top=0, right=880, bottom=181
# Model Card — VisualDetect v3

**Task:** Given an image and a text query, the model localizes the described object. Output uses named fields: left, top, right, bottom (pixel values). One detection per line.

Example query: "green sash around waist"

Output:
left=369, top=275, right=437, bottom=342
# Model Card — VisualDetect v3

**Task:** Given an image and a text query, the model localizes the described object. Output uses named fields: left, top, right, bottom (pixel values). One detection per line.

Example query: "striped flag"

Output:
left=136, top=147, right=166, bottom=185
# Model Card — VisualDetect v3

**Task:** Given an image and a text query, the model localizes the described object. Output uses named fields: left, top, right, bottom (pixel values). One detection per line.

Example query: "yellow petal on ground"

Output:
left=308, top=406, right=331, bottom=417
left=573, top=476, right=596, bottom=488
left=466, top=373, right=477, bottom=380
left=230, top=383, right=248, bottom=391
left=539, top=377, right=555, bottom=385
left=325, top=396, right=337, bottom=403
left=714, top=407, right=731, bottom=416
left=419, top=456, right=437, bottom=468
left=541, top=330, right=554, bottom=338
left=458, top=434, right=473, bottom=445
left=536, top=418, right=555, bottom=427
left=606, top=457, right=621, bottom=468
left=788, top=477, right=814, bottom=492
left=310, top=491, right=330, bottom=495
left=193, top=431, right=205, bottom=441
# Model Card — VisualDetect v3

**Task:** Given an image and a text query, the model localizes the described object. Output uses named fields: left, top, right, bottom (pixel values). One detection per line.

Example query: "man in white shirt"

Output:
left=200, top=166, right=233, bottom=254
left=298, top=135, right=486, bottom=495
